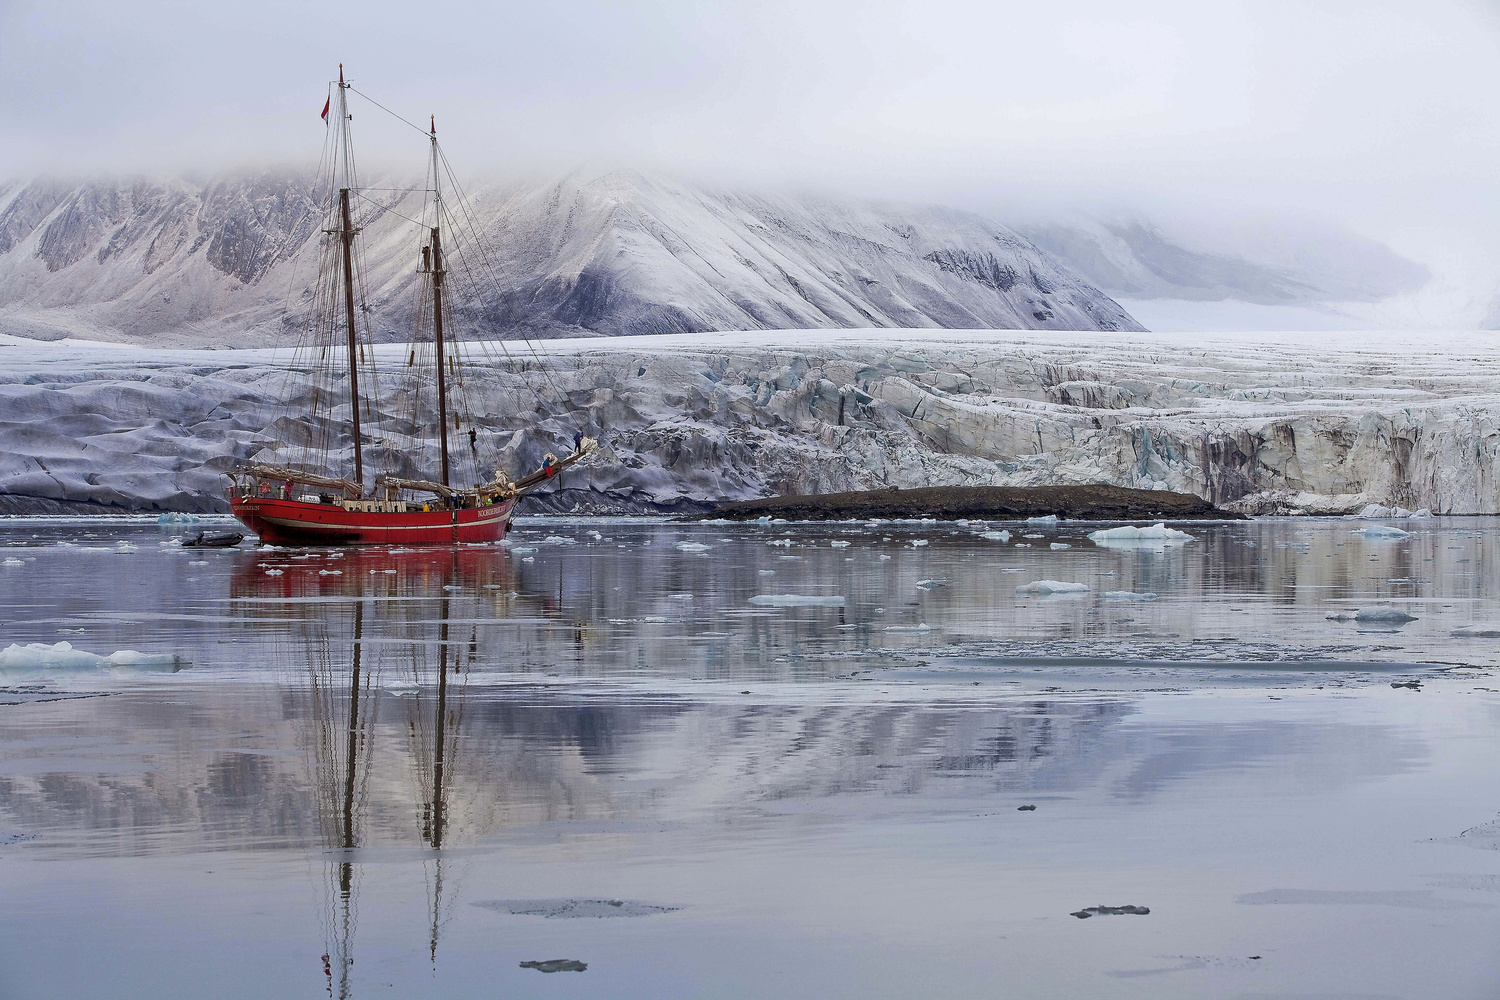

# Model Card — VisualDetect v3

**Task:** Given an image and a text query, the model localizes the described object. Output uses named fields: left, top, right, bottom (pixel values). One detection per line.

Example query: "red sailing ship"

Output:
left=229, top=67, right=591, bottom=545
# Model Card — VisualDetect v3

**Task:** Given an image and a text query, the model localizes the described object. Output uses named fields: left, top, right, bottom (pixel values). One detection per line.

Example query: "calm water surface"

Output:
left=1, top=516, right=1498, bottom=999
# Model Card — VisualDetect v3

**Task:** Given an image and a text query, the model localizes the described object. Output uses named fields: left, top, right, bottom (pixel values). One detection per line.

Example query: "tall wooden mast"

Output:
left=428, top=115, right=452, bottom=488
left=335, top=65, right=364, bottom=490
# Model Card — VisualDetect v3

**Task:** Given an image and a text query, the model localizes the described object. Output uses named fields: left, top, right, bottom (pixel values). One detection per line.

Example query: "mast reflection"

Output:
left=235, top=545, right=509, bottom=997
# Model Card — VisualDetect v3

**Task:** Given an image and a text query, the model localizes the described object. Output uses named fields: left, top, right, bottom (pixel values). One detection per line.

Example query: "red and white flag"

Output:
left=320, top=94, right=330, bottom=123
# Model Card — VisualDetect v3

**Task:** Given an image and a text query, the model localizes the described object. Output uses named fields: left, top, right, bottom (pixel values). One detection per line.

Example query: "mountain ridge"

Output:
left=0, top=169, right=1143, bottom=346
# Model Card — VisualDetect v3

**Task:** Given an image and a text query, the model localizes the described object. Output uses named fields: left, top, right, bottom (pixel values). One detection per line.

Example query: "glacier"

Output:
left=1, top=327, right=1499, bottom=516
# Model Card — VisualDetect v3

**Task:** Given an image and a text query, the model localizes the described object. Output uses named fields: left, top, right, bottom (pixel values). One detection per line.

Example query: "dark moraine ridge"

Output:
left=691, top=485, right=1241, bottom=522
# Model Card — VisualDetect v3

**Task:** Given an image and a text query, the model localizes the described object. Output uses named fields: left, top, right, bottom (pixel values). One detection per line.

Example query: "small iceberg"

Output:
left=883, top=623, right=932, bottom=633
left=830, top=540, right=852, bottom=548
left=675, top=541, right=712, bottom=552
left=1326, top=607, right=1417, bottom=624
left=1360, top=524, right=1410, bottom=539
left=1016, top=580, right=1090, bottom=595
left=980, top=530, right=1011, bottom=542
left=916, top=579, right=946, bottom=589
left=156, top=511, right=201, bottom=524
left=749, top=594, right=845, bottom=607
left=1087, top=523, right=1194, bottom=546
left=1103, top=591, right=1158, bottom=601
left=1050, top=542, right=1071, bottom=550
left=0, top=641, right=188, bottom=673
left=1026, top=515, right=1059, bottom=527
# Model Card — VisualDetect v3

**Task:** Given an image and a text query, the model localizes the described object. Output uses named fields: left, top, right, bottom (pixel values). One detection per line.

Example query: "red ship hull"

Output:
left=230, top=496, right=515, bottom=545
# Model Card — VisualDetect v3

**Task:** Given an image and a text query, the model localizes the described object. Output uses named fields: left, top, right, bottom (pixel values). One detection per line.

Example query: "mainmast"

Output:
left=425, top=115, right=452, bottom=488
left=335, top=64, right=364, bottom=490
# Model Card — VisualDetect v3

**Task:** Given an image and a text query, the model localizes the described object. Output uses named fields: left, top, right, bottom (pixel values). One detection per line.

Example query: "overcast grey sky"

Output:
left=3, top=0, right=1499, bottom=240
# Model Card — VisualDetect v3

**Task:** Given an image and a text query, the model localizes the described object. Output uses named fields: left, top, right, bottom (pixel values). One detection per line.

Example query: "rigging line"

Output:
left=434, top=148, right=564, bottom=401
left=347, top=86, right=433, bottom=139
left=350, top=190, right=428, bottom=229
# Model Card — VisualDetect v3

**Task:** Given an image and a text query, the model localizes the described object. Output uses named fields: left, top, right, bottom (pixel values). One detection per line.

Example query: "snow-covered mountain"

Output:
left=0, top=171, right=1141, bottom=346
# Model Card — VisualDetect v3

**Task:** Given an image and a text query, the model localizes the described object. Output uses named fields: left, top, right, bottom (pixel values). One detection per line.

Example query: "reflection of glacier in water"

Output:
left=0, top=517, right=1498, bottom=998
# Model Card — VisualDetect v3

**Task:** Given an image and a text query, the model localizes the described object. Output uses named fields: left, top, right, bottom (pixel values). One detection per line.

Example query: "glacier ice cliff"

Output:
left=0, top=171, right=1140, bottom=346
left=1, top=328, right=1498, bottom=516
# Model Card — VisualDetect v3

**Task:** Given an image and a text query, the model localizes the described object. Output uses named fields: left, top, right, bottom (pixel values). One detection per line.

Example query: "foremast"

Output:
left=420, top=115, right=452, bottom=488
left=333, top=64, right=365, bottom=491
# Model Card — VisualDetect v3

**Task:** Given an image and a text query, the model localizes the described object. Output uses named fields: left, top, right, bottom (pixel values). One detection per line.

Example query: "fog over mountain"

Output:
left=0, top=170, right=1143, bottom=346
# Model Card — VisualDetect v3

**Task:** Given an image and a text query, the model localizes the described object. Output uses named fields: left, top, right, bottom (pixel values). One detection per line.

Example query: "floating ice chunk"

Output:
left=883, top=623, right=932, bottom=632
left=385, top=680, right=420, bottom=694
left=749, top=594, right=845, bottom=607
left=879, top=554, right=892, bottom=560
left=1452, top=626, right=1500, bottom=638
left=0, top=641, right=186, bottom=672
left=667, top=593, right=694, bottom=600
left=1050, top=542, right=1071, bottom=550
left=1360, top=524, right=1410, bottom=539
left=980, top=530, right=1011, bottom=542
left=156, top=511, right=201, bottom=524
left=586, top=530, right=603, bottom=540
left=767, top=538, right=794, bottom=547
left=1087, top=523, right=1194, bottom=545
left=511, top=546, right=537, bottom=554
left=2, top=557, right=23, bottom=567
left=264, top=568, right=283, bottom=576
left=542, top=535, right=576, bottom=545
left=521, top=556, right=535, bottom=563
left=675, top=541, right=712, bottom=552
left=1016, top=580, right=1090, bottom=595
left=114, top=542, right=138, bottom=553
left=1026, top=515, right=1060, bottom=526
left=757, top=569, right=777, bottom=575
left=916, top=579, right=946, bottom=589
left=318, top=569, right=343, bottom=576
left=830, top=540, right=851, bottom=548
left=1103, top=591, right=1158, bottom=601
left=910, top=539, right=929, bottom=547
left=1326, top=607, right=1418, bottom=623
left=1023, top=533, right=1045, bottom=539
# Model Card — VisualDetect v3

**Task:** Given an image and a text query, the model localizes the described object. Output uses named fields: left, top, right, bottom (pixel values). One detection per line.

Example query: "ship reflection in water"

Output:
left=2, top=519, right=1500, bottom=999
left=239, top=548, right=492, bottom=997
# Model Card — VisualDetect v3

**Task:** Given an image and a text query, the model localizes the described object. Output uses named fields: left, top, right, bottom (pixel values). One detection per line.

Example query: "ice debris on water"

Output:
left=0, top=641, right=186, bottom=672
left=156, top=511, right=201, bottom=524
left=1016, top=580, right=1090, bottom=595
left=1451, top=626, right=1500, bottom=638
left=586, top=530, right=603, bottom=540
left=1326, top=607, right=1417, bottom=623
left=1103, top=591, right=1158, bottom=601
left=1087, top=523, right=1194, bottom=544
left=910, top=539, right=929, bottom=547
left=767, top=538, right=794, bottom=547
left=1050, top=542, right=1071, bottom=550
left=830, top=540, right=851, bottom=548
left=749, top=594, right=845, bottom=607
left=980, top=530, right=1011, bottom=542
left=675, top=541, right=712, bottom=552
left=1360, top=524, right=1410, bottom=538
left=1026, top=515, right=1060, bottom=526
left=3, top=557, right=23, bottom=567
left=883, top=623, right=932, bottom=632
left=542, top=535, right=576, bottom=545
left=916, top=579, right=946, bottom=589
left=264, top=568, right=283, bottom=576
left=318, top=569, right=342, bottom=576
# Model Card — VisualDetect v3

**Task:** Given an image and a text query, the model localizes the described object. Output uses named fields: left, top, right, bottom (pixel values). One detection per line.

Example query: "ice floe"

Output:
left=0, top=641, right=186, bottom=672
left=749, top=595, right=845, bottom=607
left=1016, top=580, right=1090, bottom=595
left=1103, top=591, right=1159, bottom=601
left=1087, top=523, right=1194, bottom=546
